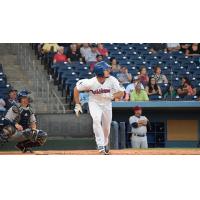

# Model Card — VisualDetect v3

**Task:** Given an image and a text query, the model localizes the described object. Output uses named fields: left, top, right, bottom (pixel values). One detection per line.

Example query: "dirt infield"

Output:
left=1, top=148, right=200, bottom=155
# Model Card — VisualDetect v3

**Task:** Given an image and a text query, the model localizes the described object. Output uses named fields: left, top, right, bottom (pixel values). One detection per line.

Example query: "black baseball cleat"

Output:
left=98, top=146, right=109, bottom=155
left=104, top=146, right=110, bottom=155
left=15, top=143, right=33, bottom=153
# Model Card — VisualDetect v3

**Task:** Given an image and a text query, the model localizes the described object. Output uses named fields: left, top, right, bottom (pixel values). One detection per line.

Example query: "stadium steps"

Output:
left=0, top=44, right=69, bottom=113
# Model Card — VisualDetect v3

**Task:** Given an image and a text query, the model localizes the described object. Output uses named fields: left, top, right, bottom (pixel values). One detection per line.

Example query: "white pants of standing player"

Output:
left=131, top=135, right=148, bottom=148
left=89, top=101, right=112, bottom=147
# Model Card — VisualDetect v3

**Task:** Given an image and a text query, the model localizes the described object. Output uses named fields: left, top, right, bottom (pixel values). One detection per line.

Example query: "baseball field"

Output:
left=1, top=148, right=200, bottom=155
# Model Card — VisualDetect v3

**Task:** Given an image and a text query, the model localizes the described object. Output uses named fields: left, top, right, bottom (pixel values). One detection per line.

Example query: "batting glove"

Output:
left=74, top=104, right=83, bottom=117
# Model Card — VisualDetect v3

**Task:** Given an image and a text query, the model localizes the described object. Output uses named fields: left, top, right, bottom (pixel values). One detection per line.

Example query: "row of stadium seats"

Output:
left=32, top=43, right=200, bottom=104
left=0, top=63, right=10, bottom=99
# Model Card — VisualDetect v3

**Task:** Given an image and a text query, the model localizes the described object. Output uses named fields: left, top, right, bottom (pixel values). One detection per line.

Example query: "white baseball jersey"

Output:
left=76, top=76, right=124, bottom=106
left=129, top=115, right=148, bottom=135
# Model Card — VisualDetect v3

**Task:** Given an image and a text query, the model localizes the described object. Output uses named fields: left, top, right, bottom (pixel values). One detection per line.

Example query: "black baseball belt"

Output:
left=133, top=133, right=146, bottom=137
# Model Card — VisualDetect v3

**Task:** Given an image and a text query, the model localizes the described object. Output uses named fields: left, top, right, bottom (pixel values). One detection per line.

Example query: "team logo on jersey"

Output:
left=90, top=88, right=110, bottom=95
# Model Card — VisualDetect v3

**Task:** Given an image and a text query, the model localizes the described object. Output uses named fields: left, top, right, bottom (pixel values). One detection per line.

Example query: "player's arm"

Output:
left=112, top=77, right=125, bottom=100
left=113, top=91, right=124, bottom=100
left=30, top=114, right=37, bottom=130
left=5, top=106, right=23, bottom=131
left=74, top=79, right=90, bottom=117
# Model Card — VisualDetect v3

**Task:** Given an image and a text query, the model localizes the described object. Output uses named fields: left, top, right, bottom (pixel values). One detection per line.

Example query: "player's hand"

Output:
left=74, top=104, right=83, bottom=117
left=15, top=124, right=23, bottom=131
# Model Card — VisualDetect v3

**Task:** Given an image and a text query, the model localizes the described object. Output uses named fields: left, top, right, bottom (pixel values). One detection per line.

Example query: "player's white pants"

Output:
left=89, top=101, right=112, bottom=147
left=131, top=135, right=148, bottom=148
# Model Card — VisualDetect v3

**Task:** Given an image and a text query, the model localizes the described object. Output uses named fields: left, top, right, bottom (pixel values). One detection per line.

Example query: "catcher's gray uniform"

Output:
left=0, top=104, right=47, bottom=149
left=129, top=115, right=149, bottom=148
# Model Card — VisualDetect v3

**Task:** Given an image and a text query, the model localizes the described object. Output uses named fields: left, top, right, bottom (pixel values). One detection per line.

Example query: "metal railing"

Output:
left=15, top=43, right=66, bottom=114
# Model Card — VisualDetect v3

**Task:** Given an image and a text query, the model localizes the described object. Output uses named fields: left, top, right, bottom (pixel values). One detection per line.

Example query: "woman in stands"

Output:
left=177, top=77, right=196, bottom=98
left=138, top=66, right=149, bottom=86
left=110, top=57, right=121, bottom=73
left=152, top=66, right=168, bottom=84
left=186, top=43, right=200, bottom=56
left=145, top=77, right=162, bottom=97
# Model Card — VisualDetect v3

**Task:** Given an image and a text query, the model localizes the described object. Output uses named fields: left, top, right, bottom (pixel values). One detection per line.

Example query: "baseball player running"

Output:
left=0, top=89, right=48, bottom=153
left=74, top=61, right=124, bottom=155
left=129, top=106, right=150, bottom=148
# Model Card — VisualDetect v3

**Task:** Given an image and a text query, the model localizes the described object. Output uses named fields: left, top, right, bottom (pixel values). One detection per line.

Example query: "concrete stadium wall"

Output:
left=36, top=113, right=93, bottom=138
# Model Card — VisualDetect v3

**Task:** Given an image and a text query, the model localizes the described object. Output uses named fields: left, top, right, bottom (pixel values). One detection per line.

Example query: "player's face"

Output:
left=104, top=69, right=110, bottom=78
left=20, top=97, right=29, bottom=106
left=135, top=109, right=142, bottom=116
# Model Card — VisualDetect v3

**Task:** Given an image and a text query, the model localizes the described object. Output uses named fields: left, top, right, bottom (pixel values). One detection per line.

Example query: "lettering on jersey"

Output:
left=90, top=88, right=111, bottom=95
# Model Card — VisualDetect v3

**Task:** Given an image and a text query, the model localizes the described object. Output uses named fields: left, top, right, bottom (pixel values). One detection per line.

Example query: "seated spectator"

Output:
left=116, top=66, right=132, bottom=84
left=89, top=54, right=104, bottom=72
left=80, top=43, right=91, bottom=62
left=0, top=99, right=6, bottom=111
left=53, top=46, right=67, bottom=63
left=177, top=77, right=196, bottom=98
left=67, top=44, right=82, bottom=63
left=163, top=83, right=176, bottom=99
left=97, top=43, right=108, bottom=57
left=85, top=44, right=99, bottom=62
left=152, top=66, right=168, bottom=84
left=96, top=54, right=103, bottom=62
left=145, top=77, right=162, bottom=97
left=110, top=57, right=121, bottom=73
left=79, top=92, right=89, bottom=113
left=130, top=83, right=149, bottom=101
left=1, top=88, right=18, bottom=110
left=186, top=43, right=200, bottom=56
left=149, top=43, right=167, bottom=54
left=138, top=66, right=149, bottom=86
left=125, top=76, right=144, bottom=101
left=167, top=43, right=180, bottom=52
left=179, top=43, right=191, bottom=54
left=42, top=43, right=60, bottom=53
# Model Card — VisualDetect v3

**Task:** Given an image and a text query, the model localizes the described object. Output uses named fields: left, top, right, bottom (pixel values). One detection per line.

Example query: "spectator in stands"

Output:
left=0, top=99, right=6, bottom=111
left=149, top=43, right=167, bottom=54
left=116, top=66, right=132, bottom=84
left=179, top=43, right=191, bottom=54
left=96, top=54, right=103, bottom=62
left=80, top=43, right=91, bottom=62
left=152, top=66, right=168, bottom=84
left=53, top=46, right=67, bottom=63
left=79, top=92, right=89, bottom=113
left=85, top=44, right=99, bottom=62
left=163, top=83, right=176, bottom=99
left=138, top=66, right=149, bottom=86
left=67, top=44, right=82, bottom=63
left=177, top=77, right=196, bottom=98
left=97, top=43, right=108, bottom=57
left=89, top=54, right=104, bottom=72
left=186, top=43, right=200, bottom=56
left=125, top=76, right=144, bottom=101
left=2, top=88, right=18, bottom=110
left=42, top=43, right=60, bottom=53
left=110, top=57, right=121, bottom=73
left=130, top=83, right=149, bottom=101
left=145, top=77, right=162, bottom=97
left=167, top=43, right=180, bottom=52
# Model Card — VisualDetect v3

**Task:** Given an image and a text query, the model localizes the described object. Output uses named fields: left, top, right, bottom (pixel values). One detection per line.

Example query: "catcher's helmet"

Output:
left=94, top=61, right=110, bottom=77
left=17, top=89, right=31, bottom=102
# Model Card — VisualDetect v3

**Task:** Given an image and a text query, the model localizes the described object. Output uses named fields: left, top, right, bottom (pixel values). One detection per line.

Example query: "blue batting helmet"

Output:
left=93, top=61, right=110, bottom=77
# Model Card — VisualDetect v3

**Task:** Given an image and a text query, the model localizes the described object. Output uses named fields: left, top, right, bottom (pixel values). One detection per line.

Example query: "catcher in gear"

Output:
left=0, top=89, right=48, bottom=153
